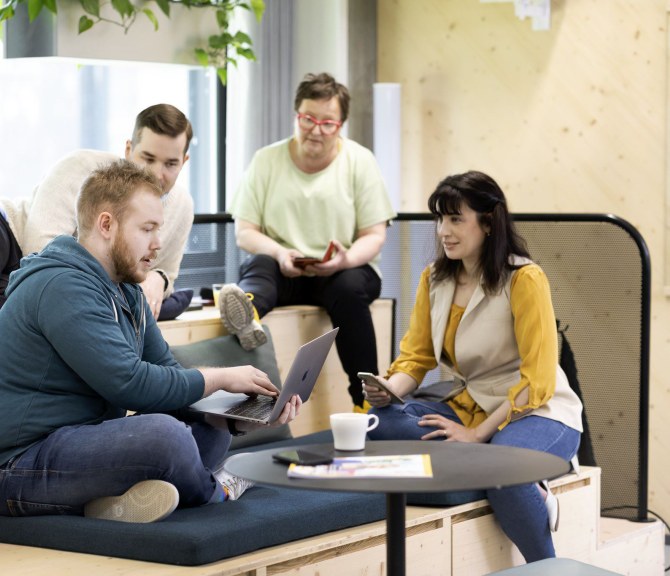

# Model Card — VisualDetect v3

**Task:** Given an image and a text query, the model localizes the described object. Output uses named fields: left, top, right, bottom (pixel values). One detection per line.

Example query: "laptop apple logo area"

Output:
left=187, top=327, right=339, bottom=425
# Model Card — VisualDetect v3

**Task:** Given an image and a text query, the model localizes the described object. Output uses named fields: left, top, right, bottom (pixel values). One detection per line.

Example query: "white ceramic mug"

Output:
left=330, top=413, right=380, bottom=451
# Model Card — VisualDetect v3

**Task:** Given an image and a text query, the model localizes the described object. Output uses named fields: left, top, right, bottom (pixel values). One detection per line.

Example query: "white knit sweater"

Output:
left=0, top=149, right=193, bottom=295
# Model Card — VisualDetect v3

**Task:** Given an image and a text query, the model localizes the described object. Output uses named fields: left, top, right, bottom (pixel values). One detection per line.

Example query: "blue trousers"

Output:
left=238, top=254, right=382, bottom=406
left=0, top=413, right=230, bottom=517
left=369, top=400, right=581, bottom=563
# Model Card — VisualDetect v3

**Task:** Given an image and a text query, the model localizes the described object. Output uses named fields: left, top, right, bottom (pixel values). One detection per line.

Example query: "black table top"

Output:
left=223, top=440, right=570, bottom=494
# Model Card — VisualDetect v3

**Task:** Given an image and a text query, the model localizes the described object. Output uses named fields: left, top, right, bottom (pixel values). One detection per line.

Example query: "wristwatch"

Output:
left=154, top=269, right=169, bottom=292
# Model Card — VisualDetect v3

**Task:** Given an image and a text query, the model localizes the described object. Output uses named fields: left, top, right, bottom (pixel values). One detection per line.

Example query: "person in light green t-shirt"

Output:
left=226, top=72, right=396, bottom=410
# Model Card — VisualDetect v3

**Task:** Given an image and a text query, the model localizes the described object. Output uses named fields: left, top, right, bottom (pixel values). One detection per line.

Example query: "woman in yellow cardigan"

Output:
left=365, top=171, right=583, bottom=563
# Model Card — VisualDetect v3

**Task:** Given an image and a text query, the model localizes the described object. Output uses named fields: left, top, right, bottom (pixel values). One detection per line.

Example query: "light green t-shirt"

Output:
left=231, top=137, right=396, bottom=276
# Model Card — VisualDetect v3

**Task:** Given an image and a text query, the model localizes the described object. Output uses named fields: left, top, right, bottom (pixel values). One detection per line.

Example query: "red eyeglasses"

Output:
left=296, top=113, right=342, bottom=135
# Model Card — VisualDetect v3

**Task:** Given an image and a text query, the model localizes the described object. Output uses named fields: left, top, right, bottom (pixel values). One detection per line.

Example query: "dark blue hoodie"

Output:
left=0, top=235, right=205, bottom=466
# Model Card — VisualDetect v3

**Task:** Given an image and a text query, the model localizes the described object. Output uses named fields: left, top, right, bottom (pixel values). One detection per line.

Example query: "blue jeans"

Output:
left=369, top=400, right=581, bottom=563
left=0, top=413, right=231, bottom=517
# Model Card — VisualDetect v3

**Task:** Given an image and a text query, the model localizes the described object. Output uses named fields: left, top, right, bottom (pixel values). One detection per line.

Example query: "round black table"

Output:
left=224, top=440, right=570, bottom=576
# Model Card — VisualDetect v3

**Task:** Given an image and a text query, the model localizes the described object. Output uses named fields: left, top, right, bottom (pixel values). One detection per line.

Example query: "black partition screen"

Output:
left=177, top=213, right=651, bottom=521
left=175, top=214, right=241, bottom=293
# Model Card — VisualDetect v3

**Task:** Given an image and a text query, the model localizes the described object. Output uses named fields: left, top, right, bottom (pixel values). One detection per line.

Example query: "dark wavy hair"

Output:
left=428, top=171, right=530, bottom=294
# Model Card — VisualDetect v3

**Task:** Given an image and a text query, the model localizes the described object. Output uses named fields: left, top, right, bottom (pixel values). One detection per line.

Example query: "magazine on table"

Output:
left=287, top=454, right=433, bottom=479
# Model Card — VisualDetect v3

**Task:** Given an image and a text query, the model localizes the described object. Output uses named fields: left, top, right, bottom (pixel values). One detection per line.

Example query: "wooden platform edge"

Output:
left=4, top=467, right=650, bottom=576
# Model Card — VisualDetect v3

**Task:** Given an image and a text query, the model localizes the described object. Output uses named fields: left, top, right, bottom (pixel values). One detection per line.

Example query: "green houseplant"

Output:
left=0, top=0, right=265, bottom=83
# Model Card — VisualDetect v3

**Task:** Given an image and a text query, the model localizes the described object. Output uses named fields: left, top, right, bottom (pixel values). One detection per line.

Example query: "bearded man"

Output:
left=0, top=161, right=300, bottom=523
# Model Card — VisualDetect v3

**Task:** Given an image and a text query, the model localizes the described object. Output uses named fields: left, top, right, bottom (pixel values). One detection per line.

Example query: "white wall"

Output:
left=292, top=0, right=349, bottom=89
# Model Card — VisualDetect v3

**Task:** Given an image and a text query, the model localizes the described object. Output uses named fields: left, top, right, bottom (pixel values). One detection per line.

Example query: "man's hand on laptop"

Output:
left=199, top=366, right=279, bottom=399
left=237, top=394, right=302, bottom=433
left=274, top=394, right=302, bottom=426
left=203, top=394, right=302, bottom=432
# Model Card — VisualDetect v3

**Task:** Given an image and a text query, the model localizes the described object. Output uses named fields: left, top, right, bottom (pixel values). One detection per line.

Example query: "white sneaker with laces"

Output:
left=84, top=480, right=179, bottom=523
left=215, top=465, right=255, bottom=501
left=219, top=284, right=267, bottom=351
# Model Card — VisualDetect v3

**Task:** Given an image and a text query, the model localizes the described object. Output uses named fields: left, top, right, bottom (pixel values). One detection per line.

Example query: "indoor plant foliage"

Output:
left=0, top=0, right=265, bottom=83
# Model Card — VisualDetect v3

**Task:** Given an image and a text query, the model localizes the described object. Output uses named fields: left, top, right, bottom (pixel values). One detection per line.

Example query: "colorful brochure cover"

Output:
left=287, top=454, right=433, bottom=479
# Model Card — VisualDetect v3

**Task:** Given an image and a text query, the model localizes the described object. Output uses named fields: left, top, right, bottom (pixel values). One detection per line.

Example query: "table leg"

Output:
left=386, top=492, right=406, bottom=576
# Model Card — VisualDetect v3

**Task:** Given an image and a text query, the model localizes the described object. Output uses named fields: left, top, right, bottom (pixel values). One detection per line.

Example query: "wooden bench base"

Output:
left=0, top=467, right=663, bottom=575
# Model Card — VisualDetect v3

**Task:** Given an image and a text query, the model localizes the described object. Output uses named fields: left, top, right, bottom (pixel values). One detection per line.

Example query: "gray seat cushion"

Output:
left=0, top=486, right=385, bottom=566
left=0, top=430, right=479, bottom=565
left=0, top=338, right=478, bottom=565
left=486, top=557, right=623, bottom=575
left=0, top=431, right=386, bottom=565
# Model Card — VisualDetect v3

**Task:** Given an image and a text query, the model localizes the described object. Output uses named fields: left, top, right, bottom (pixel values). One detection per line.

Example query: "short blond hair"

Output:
left=76, top=160, right=162, bottom=237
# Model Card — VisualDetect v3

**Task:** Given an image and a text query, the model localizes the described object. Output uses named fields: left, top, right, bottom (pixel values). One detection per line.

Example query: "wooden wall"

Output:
left=377, top=0, right=670, bottom=521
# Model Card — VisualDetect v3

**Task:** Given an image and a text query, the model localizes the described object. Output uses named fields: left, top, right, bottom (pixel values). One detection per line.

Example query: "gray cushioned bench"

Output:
left=486, top=558, right=623, bottom=575
left=0, top=435, right=386, bottom=565
left=0, top=330, right=388, bottom=565
left=0, top=329, right=477, bottom=565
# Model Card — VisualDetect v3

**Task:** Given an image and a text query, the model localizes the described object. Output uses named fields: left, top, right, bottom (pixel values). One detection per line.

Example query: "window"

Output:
left=0, top=57, right=219, bottom=213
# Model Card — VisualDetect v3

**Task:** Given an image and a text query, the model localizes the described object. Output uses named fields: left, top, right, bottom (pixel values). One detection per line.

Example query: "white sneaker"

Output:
left=541, top=480, right=560, bottom=532
left=214, top=465, right=255, bottom=501
left=219, top=284, right=267, bottom=351
left=84, top=480, right=179, bottom=523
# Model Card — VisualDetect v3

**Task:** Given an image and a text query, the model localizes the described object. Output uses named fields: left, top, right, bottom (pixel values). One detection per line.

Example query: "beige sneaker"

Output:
left=84, top=480, right=179, bottom=523
left=219, top=284, right=267, bottom=351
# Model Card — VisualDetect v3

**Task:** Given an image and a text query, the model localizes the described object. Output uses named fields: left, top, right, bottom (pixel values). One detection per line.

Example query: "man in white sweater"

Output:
left=0, top=104, right=193, bottom=319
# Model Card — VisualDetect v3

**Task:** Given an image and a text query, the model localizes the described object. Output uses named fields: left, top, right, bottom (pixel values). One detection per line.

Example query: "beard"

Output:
left=110, top=234, right=154, bottom=284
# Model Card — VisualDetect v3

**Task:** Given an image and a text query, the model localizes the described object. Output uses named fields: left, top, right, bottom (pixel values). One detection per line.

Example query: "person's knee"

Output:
left=127, top=414, right=197, bottom=462
left=241, top=253, right=277, bottom=276
left=330, top=270, right=376, bottom=298
left=367, top=405, right=399, bottom=439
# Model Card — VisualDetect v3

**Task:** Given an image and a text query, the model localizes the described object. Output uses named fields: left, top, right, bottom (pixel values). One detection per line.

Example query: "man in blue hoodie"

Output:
left=0, top=160, right=301, bottom=523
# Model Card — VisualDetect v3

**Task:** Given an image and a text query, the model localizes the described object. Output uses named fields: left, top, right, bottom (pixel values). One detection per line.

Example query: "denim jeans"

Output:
left=0, top=413, right=231, bottom=517
left=369, top=400, right=581, bottom=562
left=238, top=254, right=382, bottom=406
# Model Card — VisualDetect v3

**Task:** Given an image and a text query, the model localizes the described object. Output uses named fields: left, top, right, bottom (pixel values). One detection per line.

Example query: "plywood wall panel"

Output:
left=378, top=0, right=670, bottom=524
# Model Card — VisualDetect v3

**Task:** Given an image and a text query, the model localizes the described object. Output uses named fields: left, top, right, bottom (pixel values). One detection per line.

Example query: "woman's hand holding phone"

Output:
left=358, top=372, right=406, bottom=405
left=293, top=241, right=337, bottom=267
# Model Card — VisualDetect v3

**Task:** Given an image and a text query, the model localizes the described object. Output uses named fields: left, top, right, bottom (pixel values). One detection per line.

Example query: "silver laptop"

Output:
left=188, top=327, right=339, bottom=425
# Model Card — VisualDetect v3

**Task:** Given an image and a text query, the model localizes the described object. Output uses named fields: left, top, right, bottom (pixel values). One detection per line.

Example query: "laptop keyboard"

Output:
left=225, top=396, right=276, bottom=420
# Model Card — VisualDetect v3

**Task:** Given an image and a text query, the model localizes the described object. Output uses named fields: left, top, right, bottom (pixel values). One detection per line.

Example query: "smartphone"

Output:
left=294, top=241, right=337, bottom=267
left=357, top=372, right=406, bottom=405
left=272, top=449, right=333, bottom=466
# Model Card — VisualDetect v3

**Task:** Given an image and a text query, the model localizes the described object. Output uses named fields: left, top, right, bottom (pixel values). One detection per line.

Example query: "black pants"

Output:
left=0, top=215, right=21, bottom=310
left=238, top=254, right=382, bottom=406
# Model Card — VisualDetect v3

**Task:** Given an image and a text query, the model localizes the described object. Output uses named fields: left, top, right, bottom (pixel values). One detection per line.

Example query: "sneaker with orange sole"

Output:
left=219, top=284, right=267, bottom=351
